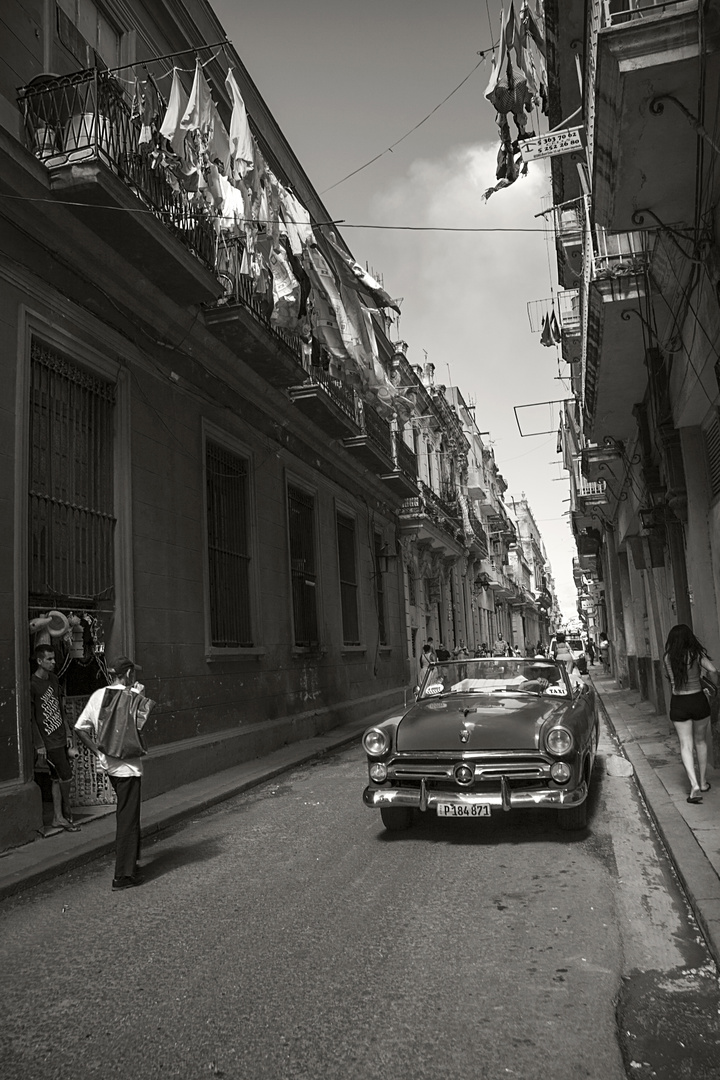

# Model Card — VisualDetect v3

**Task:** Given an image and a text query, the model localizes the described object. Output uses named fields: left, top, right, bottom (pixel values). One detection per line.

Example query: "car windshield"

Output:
left=418, top=658, right=569, bottom=698
left=567, top=639, right=584, bottom=652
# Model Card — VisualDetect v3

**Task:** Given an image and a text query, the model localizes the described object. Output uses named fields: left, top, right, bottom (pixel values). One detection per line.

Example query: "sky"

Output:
left=212, top=0, right=577, bottom=616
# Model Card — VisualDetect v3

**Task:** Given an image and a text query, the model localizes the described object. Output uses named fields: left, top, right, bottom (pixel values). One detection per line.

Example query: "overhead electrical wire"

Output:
left=319, top=49, right=496, bottom=196
left=0, top=194, right=556, bottom=231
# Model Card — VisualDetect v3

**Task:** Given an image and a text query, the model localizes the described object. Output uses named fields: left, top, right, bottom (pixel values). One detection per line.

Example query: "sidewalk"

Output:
left=593, top=671, right=720, bottom=968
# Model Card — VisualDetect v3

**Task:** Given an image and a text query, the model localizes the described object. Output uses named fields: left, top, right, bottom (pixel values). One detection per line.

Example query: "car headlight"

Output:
left=546, top=727, right=573, bottom=756
left=369, top=762, right=388, bottom=782
left=363, top=727, right=390, bottom=757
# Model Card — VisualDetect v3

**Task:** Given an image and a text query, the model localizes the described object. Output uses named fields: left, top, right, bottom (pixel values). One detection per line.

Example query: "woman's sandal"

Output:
left=687, top=789, right=703, bottom=804
left=700, top=783, right=711, bottom=793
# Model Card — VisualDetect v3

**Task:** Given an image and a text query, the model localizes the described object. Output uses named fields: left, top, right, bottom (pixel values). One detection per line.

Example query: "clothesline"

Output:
left=0, top=194, right=560, bottom=231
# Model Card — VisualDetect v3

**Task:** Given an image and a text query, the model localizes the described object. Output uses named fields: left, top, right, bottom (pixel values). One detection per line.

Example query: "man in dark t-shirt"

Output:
left=30, top=645, right=79, bottom=831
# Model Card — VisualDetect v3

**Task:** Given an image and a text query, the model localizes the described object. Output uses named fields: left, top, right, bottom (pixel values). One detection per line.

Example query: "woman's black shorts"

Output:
left=670, top=691, right=711, bottom=723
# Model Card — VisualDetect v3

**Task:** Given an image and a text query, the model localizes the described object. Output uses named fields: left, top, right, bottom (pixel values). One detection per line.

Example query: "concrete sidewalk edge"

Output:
left=595, top=685, right=720, bottom=969
left=0, top=710, right=376, bottom=903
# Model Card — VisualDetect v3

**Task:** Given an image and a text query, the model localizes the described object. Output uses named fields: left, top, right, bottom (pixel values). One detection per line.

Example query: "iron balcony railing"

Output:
left=601, top=0, right=693, bottom=26
left=216, top=237, right=305, bottom=362
left=558, top=289, right=581, bottom=335
left=360, top=401, right=393, bottom=459
left=393, top=431, right=417, bottom=479
left=305, top=364, right=358, bottom=422
left=17, top=69, right=217, bottom=272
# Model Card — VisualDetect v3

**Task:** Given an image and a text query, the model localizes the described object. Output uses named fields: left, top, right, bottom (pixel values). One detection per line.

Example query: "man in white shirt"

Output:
left=75, top=656, right=146, bottom=891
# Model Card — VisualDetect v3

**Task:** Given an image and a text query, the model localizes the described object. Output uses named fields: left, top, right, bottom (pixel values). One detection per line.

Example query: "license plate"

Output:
left=436, top=803, right=490, bottom=817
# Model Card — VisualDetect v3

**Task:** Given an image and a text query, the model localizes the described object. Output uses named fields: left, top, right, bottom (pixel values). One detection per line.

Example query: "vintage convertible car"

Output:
left=362, top=657, right=598, bottom=833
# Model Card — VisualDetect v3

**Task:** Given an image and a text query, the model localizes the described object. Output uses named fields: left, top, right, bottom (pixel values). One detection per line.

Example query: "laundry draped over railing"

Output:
left=131, top=61, right=402, bottom=415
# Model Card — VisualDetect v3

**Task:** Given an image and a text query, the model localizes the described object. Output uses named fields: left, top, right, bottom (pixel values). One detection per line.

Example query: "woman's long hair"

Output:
left=664, top=624, right=709, bottom=689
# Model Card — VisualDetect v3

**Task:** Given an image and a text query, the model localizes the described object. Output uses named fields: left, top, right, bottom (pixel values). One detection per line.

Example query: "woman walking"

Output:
left=663, top=624, right=717, bottom=804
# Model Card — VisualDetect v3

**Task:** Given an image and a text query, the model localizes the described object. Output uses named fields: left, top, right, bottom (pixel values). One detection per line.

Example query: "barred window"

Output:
left=407, top=565, right=416, bottom=607
left=337, top=512, right=360, bottom=645
left=29, top=339, right=116, bottom=607
left=374, top=533, right=387, bottom=645
left=288, top=485, right=318, bottom=647
left=206, top=440, right=252, bottom=648
left=704, top=411, right=720, bottom=498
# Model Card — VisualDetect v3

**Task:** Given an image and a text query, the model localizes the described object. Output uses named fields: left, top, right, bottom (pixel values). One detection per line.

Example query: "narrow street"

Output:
left=1, top=717, right=718, bottom=1080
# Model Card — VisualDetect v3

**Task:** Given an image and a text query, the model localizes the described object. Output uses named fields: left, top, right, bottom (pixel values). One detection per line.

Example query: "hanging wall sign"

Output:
left=522, top=126, right=585, bottom=162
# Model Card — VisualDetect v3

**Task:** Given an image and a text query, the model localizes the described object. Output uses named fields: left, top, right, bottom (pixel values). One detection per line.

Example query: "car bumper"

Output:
left=363, top=777, right=588, bottom=812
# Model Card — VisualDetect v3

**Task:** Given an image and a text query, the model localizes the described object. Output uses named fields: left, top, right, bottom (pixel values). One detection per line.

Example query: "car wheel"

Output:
left=558, top=800, right=588, bottom=831
left=380, top=807, right=413, bottom=832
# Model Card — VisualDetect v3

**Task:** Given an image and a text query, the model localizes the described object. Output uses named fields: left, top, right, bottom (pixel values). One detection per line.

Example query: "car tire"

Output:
left=558, top=800, right=588, bottom=831
left=380, top=807, right=413, bottom=832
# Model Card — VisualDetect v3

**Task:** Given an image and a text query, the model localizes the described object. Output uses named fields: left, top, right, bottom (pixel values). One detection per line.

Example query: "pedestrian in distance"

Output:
left=586, top=638, right=596, bottom=667
left=75, top=655, right=154, bottom=891
left=551, top=632, right=575, bottom=676
left=425, top=637, right=437, bottom=662
left=599, top=632, right=610, bottom=673
left=30, top=645, right=80, bottom=832
left=417, top=643, right=434, bottom=686
left=492, top=633, right=507, bottom=657
left=663, top=624, right=718, bottom=804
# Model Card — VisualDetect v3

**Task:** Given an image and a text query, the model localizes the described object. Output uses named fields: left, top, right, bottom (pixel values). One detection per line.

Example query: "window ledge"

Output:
left=341, top=645, right=367, bottom=654
left=205, top=647, right=266, bottom=662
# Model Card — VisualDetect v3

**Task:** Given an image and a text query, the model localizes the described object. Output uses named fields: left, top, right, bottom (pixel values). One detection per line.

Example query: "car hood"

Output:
left=395, top=694, right=568, bottom=752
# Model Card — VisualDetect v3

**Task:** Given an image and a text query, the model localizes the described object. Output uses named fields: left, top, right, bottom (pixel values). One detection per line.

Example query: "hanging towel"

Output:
left=225, top=68, right=255, bottom=179
left=550, top=308, right=562, bottom=343
left=159, top=69, right=189, bottom=157
left=540, top=312, right=554, bottom=347
left=181, top=59, right=214, bottom=136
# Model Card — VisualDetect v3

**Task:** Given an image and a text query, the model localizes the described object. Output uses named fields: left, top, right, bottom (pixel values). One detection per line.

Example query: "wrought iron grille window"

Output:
left=374, top=533, right=387, bottom=645
left=29, top=340, right=116, bottom=606
left=288, top=485, right=319, bottom=647
left=337, top=512, right=360, bottom=646
left=206, top=440, right=252, bottom=648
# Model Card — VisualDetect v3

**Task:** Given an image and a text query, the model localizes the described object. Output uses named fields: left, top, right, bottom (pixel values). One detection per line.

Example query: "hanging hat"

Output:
left=47, top=610, right=70, bottom=637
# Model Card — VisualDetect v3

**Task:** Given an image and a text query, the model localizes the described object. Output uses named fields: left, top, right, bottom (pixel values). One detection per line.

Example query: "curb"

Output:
left=595, top=686, right=720, bottom=969
left=0, top=715, right=371, bottom=903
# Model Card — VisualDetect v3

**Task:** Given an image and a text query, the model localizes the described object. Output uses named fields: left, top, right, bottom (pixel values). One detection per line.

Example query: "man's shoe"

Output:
left=112, top=874, right=144, bottom=891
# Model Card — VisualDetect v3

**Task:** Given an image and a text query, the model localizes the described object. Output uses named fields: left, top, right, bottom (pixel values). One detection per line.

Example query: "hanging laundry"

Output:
left=277, top=184, right=315, bottom=254
left=269, top=246, right=302, bottom=330
left=159, top=69, right=190, bottom=157
left=225, top=68, right=255, bottom=179
left=549, top=308, right=562, bottom=343
left=304, top=244, right=359, bottom=368
left=325, top=234, right=401, bottom=314
left=180, top=59, right=214, bottom=137
left=540, top=312, right=554, bottom=347
left=485, top=3, right=534, bottom=139
left=208, top=99, right=231, bottom=173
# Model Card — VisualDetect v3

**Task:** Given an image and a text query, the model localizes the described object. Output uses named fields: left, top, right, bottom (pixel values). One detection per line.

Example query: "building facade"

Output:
left=545, top=0, right=720, bottom=724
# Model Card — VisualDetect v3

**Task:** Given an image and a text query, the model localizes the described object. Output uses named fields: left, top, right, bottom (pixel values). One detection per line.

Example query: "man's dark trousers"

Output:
left=108, top=774, right=141, bottom=879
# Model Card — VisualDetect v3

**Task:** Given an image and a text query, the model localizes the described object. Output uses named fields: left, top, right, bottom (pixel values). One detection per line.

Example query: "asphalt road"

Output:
left=1, top=721, right=719, bottom=1080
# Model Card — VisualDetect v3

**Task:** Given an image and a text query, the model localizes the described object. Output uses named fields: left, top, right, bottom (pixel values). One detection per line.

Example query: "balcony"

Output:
left=288, top=367, right=360, bottom=440
left=17, top=69, right=224, bottom=305
left=554, top=200, right=585, bottom=275
left=399, top=484, right=465, bottom=551
left=587, top=0, right=707, bottom=231
left=583, top=221, right=652, bottom=442
left=378, top=431, right=418, bottom=497
left=206, top=238, right=307, bottom=388
left=342, top=401, right=394, bottom=471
